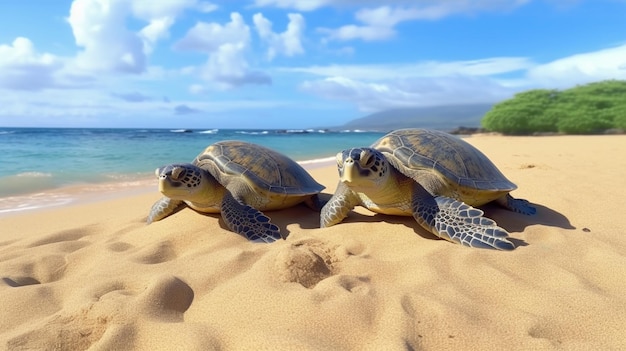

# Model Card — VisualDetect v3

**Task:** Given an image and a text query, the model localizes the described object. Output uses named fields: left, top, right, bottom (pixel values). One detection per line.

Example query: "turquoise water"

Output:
left=0, top=128, right=386, bottom=199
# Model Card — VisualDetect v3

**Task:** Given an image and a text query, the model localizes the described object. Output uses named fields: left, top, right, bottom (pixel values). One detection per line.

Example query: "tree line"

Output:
left=481, top=80, right=626, bottom=134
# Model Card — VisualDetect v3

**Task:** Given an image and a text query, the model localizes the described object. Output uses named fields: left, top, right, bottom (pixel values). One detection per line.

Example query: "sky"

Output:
left=0, top=0, right=625, bottom=129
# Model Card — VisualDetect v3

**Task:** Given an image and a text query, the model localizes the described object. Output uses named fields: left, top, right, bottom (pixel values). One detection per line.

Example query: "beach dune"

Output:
left=1, top=135, right=626, bottom=350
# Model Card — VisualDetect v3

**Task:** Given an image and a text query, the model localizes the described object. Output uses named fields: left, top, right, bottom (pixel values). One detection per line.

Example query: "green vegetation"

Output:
left=481, top=80, right=626, bottom=135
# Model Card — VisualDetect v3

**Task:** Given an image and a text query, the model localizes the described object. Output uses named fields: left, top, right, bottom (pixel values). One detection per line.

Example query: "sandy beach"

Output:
left=1, top=134, right=625, bottom=350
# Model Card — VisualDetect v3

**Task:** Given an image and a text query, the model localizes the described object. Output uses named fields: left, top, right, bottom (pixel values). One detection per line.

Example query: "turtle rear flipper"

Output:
left=148, top=197, right=186, bottom=224
left=496, top=194, right=537, bottom=215
left=411, top=184, right=515, bottom=250
left=221, top=191, right=282, bottom=243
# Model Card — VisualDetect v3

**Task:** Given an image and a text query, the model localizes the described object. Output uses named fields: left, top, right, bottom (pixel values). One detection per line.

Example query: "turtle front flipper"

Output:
left=220, top=191, right=282, bottom=243
left=496, top=194, right=536, bottom=215
left=147, top=197, right=186, bottom=224
left=320, top=182, right=360, bottom=228
left=411, top=183, right=515, bottom=250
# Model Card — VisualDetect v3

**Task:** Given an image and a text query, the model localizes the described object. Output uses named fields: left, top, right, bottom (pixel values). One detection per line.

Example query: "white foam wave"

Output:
left=0, top=193, right=74, bottom=215
left=236, top=131, right=269, bottom=135
left=198, top=129, right=219, bottom=134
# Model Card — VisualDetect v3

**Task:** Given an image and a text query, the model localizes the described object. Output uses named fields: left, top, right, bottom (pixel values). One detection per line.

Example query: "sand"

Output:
left=1, top=134, right=625, bottom=350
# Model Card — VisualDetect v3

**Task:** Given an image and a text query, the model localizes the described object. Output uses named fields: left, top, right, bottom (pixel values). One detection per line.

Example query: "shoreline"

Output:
left=0, top=157, right=337, bottom=218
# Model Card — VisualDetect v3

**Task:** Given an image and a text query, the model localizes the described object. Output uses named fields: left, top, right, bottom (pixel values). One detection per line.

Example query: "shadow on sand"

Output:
left=189, top=192, right=574, bottom=248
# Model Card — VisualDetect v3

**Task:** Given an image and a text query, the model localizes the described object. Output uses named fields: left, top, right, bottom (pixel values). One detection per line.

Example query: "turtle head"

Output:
left=155, top=163, right=209, bottom=201
left=336, top=148, right=389, bottom=190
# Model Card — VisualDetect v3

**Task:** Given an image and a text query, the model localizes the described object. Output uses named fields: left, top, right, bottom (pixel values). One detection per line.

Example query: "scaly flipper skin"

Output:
left=147, top=197, right=186, bottom=224
left=411, top=183, right=515, bottom=250
left=220, top=191, right=281, bottom=243
left=320, top=182, right=361, bottom=228
left=496, top=194, right=537, bottom=215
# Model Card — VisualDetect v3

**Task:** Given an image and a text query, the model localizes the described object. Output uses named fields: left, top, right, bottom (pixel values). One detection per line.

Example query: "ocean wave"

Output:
left=170, top=129, right=193, bottom=133
left=340, top=129, right=369, bottom=133
left=236, top=131, right=269, bottom=135
left=0, top=130, right=14, bottom=135
left=198, top=129, right=219, bottom=134
left=0, top=193, right=74, bottom=215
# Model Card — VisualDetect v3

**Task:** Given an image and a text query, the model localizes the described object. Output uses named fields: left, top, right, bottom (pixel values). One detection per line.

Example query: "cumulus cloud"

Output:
left=0, top=37, right=62, bottom=90
left=67, top=0, right=211, bottom=73
left=0, top=37, right=95, bottom=91
left=68, top=0, right=147, bottom=73
left=175, top=12, right=271, bottom=89
left=527, top=43, right=626, bottom=87
left=253, top=13, right=305, bottom=60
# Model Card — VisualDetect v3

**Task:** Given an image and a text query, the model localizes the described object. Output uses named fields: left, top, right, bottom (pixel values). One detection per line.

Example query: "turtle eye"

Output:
left=171, top=166, right=185, bottom=180
left=360, top=150, right=375, bottom=168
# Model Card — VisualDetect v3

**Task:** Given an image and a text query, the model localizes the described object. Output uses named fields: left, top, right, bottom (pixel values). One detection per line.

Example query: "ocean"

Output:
left=0, top=127, right=386, bottom=215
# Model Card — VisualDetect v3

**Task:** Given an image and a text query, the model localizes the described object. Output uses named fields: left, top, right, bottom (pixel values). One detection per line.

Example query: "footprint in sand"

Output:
left=26, top=229, right=87, bottom=247
left=6, top=274, right=195, bottom=350
left=23, top=228, right=91, bottom=254
left=274, top=238, right=373, bottom=292
left=2, top=254, right=68, bottom=287
left=132, top=240, right=177, bottom=264
left=137, top=275, right=195, bottom=321
left=2, top=228, right=96, bottom=288
left=274, top=239, right=338, bottom=288
left=106, top=241, right=134, bottom=252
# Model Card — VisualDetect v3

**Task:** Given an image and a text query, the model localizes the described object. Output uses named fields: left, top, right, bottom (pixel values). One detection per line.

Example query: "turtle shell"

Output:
left=193, top=140, right=324, bottom=196
left=371, top=129, right=516, bottom=191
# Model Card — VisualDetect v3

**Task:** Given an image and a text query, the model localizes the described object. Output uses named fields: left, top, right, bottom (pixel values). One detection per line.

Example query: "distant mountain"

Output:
left=336, top=103, right=493, bottom=131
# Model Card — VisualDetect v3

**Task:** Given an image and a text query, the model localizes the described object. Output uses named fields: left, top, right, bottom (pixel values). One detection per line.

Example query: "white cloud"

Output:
left=317, top=6, right=437, bottom=42
left=175, top=12, right=271, bottom=89
left=175, top=13, right=251, bottom=52
left=527, top=43, right=626, bottom=87
left=293, top=42, right=626, bottom=112
left=300, top=75, right=516, bottom=112
left=319, top=2, right=531, bottom=42
left=253, top=13, right=305, bottom=60
left=0, top=37, right=93, bottom=91
left=67, top=0, right=208, bottom=73
left=68, top=0, right=147, bottom=73
left=281, top=57, right=534, bottom=80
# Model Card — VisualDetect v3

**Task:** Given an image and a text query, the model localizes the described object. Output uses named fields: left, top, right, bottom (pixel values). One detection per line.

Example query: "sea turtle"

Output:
left=320, top=128, right=536, bottom=250
left=148, top=140, right=324, bottom=243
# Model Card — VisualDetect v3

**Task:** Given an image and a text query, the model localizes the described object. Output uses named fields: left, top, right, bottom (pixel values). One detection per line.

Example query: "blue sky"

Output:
left=1, top=0, right=625, bottom=129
